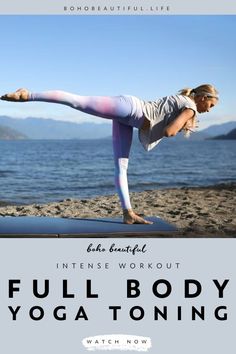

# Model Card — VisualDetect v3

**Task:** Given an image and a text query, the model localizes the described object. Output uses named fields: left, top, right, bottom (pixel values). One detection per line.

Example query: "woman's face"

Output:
left=195, top=96, right=218, bottom=114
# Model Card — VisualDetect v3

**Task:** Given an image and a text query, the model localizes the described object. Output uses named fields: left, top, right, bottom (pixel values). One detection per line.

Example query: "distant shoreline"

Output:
left=0, top=182, right=235, bottom=237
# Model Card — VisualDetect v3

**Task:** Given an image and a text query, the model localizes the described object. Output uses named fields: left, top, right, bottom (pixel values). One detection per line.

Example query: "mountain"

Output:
left=0, top=125, right=27, bottom=140
left=200, top=121, right=236, bottom=137
left=174, top=121, right=236, bottom=141
left=172, top=130, right=209, bottom=141
left=1, top=115, right=236, bottom=140
left=0, top=116, right=111, bottom=139
left=211, top=128, right=236, bottom=140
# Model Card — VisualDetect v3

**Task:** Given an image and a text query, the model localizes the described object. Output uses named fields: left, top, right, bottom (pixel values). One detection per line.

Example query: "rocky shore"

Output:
left=0, top=183, right=235, bottom=237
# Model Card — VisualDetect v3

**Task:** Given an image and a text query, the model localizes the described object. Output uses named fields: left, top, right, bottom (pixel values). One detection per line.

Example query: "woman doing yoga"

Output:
left=1, top=84, right=219, bottom=224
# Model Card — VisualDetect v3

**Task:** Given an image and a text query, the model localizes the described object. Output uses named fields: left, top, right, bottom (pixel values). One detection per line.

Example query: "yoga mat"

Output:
left=0, top=216, right=177, bottom=237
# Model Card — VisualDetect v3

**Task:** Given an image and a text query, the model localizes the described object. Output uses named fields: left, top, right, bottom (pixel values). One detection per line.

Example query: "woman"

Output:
left=1, top=84, right=219, bottom=224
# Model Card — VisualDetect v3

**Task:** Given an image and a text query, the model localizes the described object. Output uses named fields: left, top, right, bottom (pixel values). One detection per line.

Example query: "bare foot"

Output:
left=123, top=209, right=153, bottom=225
left=1, top=88, right=29, bottom=102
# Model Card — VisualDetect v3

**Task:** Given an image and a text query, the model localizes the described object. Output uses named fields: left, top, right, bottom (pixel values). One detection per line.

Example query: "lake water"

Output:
left=0, top=139, right=235, bottom=205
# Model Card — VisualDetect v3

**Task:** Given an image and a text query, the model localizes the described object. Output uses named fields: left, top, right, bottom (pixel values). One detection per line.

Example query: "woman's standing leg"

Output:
left=112, top=120, right=133, bottom=211
left=112, top=120, right=152, bottom=224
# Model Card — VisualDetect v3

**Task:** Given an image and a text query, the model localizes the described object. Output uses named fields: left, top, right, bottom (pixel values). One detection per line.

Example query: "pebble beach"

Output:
left=0, top=183, right=235, bottom=237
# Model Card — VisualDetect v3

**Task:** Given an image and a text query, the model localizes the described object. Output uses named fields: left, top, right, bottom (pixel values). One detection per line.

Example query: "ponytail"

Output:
left=177, top=88, right=193, bottom=97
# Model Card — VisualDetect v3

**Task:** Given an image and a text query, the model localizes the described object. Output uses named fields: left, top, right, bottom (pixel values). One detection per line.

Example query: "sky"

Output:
left=0, top=15, right=235, bottom=129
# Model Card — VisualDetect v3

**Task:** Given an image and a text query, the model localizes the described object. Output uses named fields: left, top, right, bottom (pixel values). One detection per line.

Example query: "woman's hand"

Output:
left=1, top=88, right=30, bottom=102
left=123, top=209, right=153, bottom=225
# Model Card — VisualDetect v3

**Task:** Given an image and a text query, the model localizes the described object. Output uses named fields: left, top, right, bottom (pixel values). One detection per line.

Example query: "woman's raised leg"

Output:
left=1, top=89, right=134, bottom=121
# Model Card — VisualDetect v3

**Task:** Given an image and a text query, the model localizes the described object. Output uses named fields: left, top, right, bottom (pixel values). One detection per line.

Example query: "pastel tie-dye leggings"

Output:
left=29, top=91, right=145, bottom=210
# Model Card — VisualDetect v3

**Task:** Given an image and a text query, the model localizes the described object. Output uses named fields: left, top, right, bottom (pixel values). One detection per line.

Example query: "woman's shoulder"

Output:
left=173, top=94, right=197, bottom=109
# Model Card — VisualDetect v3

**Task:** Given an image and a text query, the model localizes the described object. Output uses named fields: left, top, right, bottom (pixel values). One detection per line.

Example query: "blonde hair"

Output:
left=178, top=84, right=219, bottom=137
